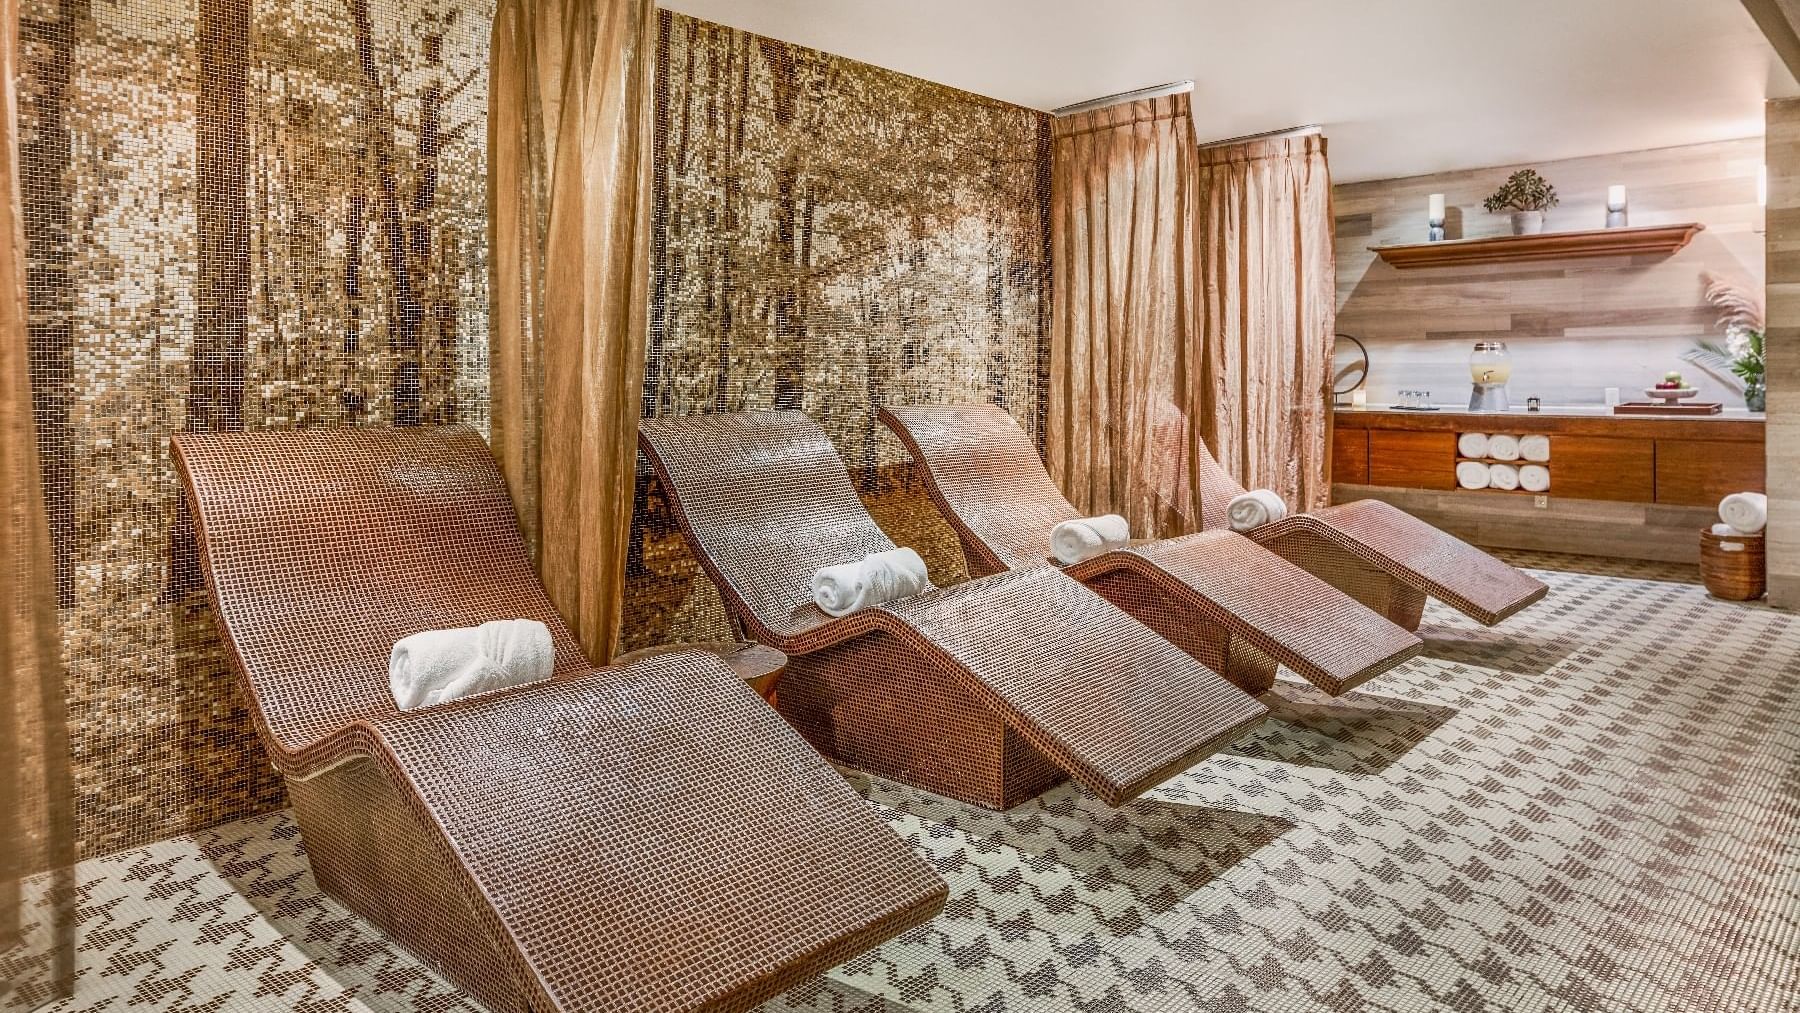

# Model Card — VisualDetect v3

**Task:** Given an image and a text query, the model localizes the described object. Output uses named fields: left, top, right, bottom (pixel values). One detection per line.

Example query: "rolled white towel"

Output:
left=389, top=618, right=553, bottom=711
left=1518, top=464, right=1550, bottom=493
left=1487, top=434, right=1521, bottom=461
left=811, top=546, right=933, bottom=617
left=1457, top=432, right=1490, bottom=459
left=1519, top=434, right=1551, bottom=463
left=1719, top=492, right=1768, bottom=535
left=1049, top=513, right=1131, bottom=564
left=1711, top=522, right=1739, bottom=536
left=1456, top=460, right=1491, bottom=490
left=1488, top=463, right=1520, bottom=491
left=1227, top=490, right=1289, bottom=533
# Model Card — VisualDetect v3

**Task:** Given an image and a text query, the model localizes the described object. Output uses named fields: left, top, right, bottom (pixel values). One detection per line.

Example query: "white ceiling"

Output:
left=655, top=0, right=1798, bottom=183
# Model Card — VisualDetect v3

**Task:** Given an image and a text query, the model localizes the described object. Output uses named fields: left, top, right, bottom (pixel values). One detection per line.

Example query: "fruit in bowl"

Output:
left=1645, top=371, right=1697, bottom=402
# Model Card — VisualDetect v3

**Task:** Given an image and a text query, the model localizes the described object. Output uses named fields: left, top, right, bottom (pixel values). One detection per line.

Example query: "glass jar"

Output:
left=1469, top=341, right=1512, bottom=386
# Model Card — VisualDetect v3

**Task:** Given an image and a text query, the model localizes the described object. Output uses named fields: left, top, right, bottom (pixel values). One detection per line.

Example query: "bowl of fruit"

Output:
left=1646, top=371, right=1698, bottom=402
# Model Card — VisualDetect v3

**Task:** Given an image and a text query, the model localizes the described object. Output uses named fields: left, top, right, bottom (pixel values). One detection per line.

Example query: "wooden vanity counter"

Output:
left=1331, top=405, right=1766, bottom=561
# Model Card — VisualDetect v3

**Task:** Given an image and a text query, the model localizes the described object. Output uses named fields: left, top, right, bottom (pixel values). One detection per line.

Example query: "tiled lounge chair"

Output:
left=880, top=405, right=1426, bottom=696
left=882, top=403, right=1548, bottom=639
left=172, top=425, right=946, bottom=1013
left=637, top=410, right=1269, bottom=811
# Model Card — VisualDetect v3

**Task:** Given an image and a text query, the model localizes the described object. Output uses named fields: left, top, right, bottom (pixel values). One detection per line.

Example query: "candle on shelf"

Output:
left=1605, top=185, right=1628, bottom=228
left=1351, top=388, right=1368, bottom=407
left=1427, top=193, right=1446, bottom=241
left=1428, top=193, right=1446, bottom=220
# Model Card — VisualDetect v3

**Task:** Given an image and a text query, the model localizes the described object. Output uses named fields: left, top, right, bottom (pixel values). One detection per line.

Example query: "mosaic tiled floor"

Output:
left=12, top=558, right=1798, bottom=1013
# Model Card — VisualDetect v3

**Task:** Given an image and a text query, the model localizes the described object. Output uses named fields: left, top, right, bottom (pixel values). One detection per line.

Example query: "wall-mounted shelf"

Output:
left=1369, top=222, right=1705, bottom=269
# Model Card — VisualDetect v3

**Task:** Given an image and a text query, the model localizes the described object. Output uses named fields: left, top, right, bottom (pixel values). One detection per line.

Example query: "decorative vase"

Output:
left=1510, top=210, right=1546, bottom=235
left=1745, top=380, right=1766, bottom=413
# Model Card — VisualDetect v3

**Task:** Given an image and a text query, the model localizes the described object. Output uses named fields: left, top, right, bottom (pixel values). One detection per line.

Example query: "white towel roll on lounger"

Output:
left=389, top=618, right=553, bottom=712
left=1488, top=463, right=1521, bottom=491
left=1226, top=490, right=1289, bottom=532
left=1456, top=461, right=1491, bottom=490
left=1049, top=513, right=1131, bottom=564
left=1518, top=464, right=1550, bottom=493
left=1719, top=491, right=1769, bottom=534
left=811, top=546, right=933, bottom=617
left=1519, top=434, right=1551, bottom=462
left=1487, top=434, right=1521, bottom=461
left=1457, top=432, right=1490, bottom=459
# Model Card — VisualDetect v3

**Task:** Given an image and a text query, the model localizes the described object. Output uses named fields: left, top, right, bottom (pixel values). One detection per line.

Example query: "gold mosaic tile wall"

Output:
left=622, top=11, right=1053, bottom=649
left=21, top=0, right=494, bottom=856
left=25, top=3, right=1048, bottom=855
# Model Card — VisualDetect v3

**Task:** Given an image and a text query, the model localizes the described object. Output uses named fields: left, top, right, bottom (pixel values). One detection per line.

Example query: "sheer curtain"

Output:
left=488, top=0, right=656, bottom=664
left=1192, top=134, right=1336, bottom=513
left=2, top=0, right=75, bottom=1003
left=1046, top=91, right=1201, bottom=537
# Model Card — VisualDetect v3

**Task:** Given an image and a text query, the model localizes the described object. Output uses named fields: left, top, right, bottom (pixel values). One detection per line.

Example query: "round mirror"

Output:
left=1332, top=332, right=1369, bottom=398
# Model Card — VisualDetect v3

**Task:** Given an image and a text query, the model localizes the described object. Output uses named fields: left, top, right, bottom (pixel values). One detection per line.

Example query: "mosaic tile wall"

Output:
left=622, top=11, right=1053, bottom=649
left=21, top=0, right=495, bottom=856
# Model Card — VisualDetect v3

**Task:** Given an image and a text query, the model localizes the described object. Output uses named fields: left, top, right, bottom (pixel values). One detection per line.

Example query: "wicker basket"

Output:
left=1700, top=529, right=1766, bottom=601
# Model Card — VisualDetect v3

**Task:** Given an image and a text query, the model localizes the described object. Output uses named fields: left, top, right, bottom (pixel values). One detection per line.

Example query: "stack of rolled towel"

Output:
left=811, top=546, right=934, bottom=616
left=1713, top=491, right=1768, bottom=537
left=389, top=618, right=554, bottom=711
left=1456, top=431, right=1551, bottom=492
left=1050, top=513, right=1131, bottom=564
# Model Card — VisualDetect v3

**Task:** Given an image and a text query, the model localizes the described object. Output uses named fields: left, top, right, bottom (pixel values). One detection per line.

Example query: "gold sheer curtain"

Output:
left=1046, top=92, right=1201, bottom=537
left=1192, top=134, right=1336, bottom=512
left=488, top=0, right=656, bottom=664
left=2, top=0, right=74, bottom=1002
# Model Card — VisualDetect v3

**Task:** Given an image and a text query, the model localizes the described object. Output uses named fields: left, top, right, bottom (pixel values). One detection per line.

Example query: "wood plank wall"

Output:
left=1336, top=139, right=1766, bottom=408
left=1766, top=99, right=1800, bottom=607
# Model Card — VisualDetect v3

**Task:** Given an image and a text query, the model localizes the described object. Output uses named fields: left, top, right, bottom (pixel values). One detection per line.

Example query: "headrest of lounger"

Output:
left=172, top=425, right=590, bottom=756
left=638, top=411, right=897, bottom=641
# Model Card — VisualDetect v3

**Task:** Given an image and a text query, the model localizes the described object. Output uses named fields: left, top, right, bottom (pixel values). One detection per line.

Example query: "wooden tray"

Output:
left=1612, top=401, right=1722, bottom=416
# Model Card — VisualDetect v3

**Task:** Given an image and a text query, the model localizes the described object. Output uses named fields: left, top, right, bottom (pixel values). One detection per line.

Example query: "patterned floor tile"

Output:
left=8, top=562, right=1796, bottom=1012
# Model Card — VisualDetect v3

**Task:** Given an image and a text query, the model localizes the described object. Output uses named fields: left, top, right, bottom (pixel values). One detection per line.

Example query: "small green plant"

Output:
left=1482, top=169, right=1559, bottom=213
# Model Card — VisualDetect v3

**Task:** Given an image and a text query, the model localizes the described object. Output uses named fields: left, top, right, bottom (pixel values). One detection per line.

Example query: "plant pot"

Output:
left=1510, top=210, right=1546, bottom=235
left=1745, top=380, right=1766, bottom=413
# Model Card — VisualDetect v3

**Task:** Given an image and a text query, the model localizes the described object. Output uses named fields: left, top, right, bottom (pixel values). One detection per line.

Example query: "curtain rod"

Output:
left=1197, top=123, right=1322, bottom=148
left=1052, top=81, right=1193, bottom=117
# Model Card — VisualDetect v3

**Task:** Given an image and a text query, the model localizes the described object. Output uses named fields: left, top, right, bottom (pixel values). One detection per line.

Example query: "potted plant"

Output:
left=1483, top=169, right=1559, bottom=235
left=1684, top=272, right=1766, bottom=411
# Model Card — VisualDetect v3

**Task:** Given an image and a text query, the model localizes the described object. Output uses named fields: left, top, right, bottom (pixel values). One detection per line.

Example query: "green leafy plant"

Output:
left=1482, top=169, right=1559, bottom=213
left=1682, top=271, right=1764, bottom=389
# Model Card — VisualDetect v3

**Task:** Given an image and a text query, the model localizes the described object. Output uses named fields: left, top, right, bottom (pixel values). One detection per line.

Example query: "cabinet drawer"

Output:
left=1368, top=430, right=1455, bottom=490
left=1655, top=439, right=1765, bottom=506
left=1332, top=427, right=1369, bottom=485
left=1548, top=436, right=1654, bottom=502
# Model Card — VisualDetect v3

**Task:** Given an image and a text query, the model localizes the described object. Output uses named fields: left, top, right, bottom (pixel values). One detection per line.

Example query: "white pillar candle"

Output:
left=1351, top=389, right=1367, bottom=407
left=1428, top=193, right=1446, bottom=221
left=1607, top=185, right=1627, bottom=210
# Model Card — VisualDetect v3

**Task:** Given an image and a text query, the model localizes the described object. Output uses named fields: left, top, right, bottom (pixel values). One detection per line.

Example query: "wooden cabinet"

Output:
left=1547, top=436, right=1654, bottom=502
left=1655, top=440, right=1767, bottom=507
left=1332, top=427, right=1369, bottom=485
left=1368, top=430, right=1456, bottom=490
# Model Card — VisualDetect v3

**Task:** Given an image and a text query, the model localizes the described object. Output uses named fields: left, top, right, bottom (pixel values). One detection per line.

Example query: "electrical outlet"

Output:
left=1534, top=495, right=1548, bottom=509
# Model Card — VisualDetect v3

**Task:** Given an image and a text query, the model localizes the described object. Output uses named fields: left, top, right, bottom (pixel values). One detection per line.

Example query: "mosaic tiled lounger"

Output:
left=882, top=404, right=1548, bottom=641
left=880, top=405, right=1428, bottom=697
left=637, top=410, right=1269, bottom=811
left=171, top=426, right=947, bottom=1013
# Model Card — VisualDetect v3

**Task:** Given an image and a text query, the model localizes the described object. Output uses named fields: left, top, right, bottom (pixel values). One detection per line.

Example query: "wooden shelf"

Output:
left=1369, top=223, right=1705, bottom=269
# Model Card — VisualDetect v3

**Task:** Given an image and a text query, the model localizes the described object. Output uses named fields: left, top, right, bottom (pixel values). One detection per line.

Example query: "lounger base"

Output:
left=1249, top=524, right=1429, bottom=630
left=778, top=630, right=1069, bottom=810
left=1080, top=566, right=1284, bottom=695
